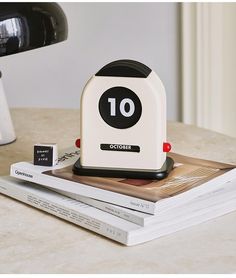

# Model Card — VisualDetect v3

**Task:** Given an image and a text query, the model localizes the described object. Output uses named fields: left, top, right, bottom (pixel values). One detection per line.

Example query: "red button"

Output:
left=75, top=138, right=80, bottom=148
left=163, top=142, right=171, bottom=152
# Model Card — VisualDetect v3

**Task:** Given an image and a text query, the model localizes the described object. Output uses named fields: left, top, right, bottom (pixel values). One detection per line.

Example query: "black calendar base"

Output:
left=73, top=157, right=174, bottom=180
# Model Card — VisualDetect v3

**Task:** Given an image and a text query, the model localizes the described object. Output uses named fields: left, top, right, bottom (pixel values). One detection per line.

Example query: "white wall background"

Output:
left=181, top=3, right=236, bottom=137
left=1, top=2, right=180, bottom=121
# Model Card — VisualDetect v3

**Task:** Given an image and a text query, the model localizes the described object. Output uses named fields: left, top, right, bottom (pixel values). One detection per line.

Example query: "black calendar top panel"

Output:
left=95, top=59, right=152, bottom=78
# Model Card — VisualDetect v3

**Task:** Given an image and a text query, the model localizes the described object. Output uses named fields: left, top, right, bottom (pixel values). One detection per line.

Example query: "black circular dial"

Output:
left=98, top=86, right=142, bottom=129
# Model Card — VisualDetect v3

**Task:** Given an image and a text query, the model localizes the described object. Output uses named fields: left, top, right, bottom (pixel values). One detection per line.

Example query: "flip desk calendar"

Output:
left=73, top=60, right=174, bottom=179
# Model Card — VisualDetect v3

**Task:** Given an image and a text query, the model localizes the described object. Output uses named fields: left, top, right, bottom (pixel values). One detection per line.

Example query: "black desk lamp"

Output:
left=0, top=3, right=68, bottom=145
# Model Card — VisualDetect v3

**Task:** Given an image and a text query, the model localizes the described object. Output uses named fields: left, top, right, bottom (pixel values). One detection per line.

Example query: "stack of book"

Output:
left=1, top=147, right=236, bottom=246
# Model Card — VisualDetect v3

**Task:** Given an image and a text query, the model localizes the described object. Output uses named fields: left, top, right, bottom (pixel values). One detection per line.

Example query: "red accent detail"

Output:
left=163, top=142, right=171, bottom=152
left=75, top=138, right=81, bottom=148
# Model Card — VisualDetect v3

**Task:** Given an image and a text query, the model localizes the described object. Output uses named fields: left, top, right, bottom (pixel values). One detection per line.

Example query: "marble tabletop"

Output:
left=0, top=108, right=236, bottom=274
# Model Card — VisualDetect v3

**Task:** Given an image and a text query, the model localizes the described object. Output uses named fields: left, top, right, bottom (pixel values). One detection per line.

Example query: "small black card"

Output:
left=34, top=145, right=53, bottom=166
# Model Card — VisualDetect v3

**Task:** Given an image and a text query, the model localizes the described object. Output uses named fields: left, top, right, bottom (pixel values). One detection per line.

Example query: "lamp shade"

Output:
left=0, top=3, right=68, bottom=145
left=0, top=2, right=68, bottom=57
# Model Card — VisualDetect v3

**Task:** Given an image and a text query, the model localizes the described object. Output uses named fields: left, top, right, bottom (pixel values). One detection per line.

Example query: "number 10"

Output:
left=108, top=98, right=135, bottom=117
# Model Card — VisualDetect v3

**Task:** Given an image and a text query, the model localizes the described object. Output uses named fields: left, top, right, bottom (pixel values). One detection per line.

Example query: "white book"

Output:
left=10, top=147, right=236, bottom=214
left=52, top=188, right=151, bottom=226
left=1, top=176, right=236, bottom=246
left=53, top=182, right=235, bottom=227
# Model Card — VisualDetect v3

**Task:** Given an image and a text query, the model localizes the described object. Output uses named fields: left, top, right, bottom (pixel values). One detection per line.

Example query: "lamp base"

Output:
left=0, top=75, right=16, bottom=146
left=0, top=137, right=16, bottom=146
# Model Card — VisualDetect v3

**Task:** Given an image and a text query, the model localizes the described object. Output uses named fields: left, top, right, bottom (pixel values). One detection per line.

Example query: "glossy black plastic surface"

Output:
left=96, top=59, right=152, bottom=78
left=73, top=157, right=174, bottom=180
left=0, top=3, right=68, bottom=57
